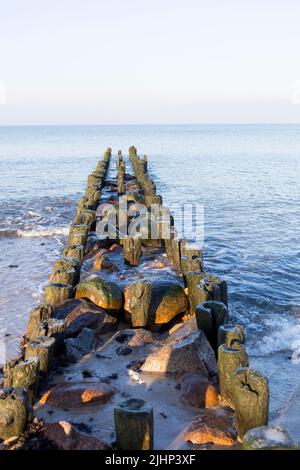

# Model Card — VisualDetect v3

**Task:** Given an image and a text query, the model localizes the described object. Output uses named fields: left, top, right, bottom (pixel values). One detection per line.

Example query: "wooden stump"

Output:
left=25, top=305, right=53, bottom=341
left=195, top=301, right=228, bottom=352
left=3, top=359, right=39, bottom=404
left=124, top=281, right=152, bottom=327
left=123, top=237, right=142, bottom=267
left=217, top=343, right=249, bottom=408
left=44, top=283, right=73, bottom=307
left=0, top=388, right=32, bottom=441
left=25, top=336, right=56, bottom=374
left=218, top=324, right=244, bottom=348
left=114, top=398, right=153, bottom=450
left=63, top=244, right=85, bottom=263
left=231, top=368, right=269, bottom=441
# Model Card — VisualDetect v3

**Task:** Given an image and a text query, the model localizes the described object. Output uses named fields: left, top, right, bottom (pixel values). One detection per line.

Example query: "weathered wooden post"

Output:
left=123, top=237, right=142, bottom=266
left=25, top=304, right=53, bottom=341
left=37, top=318, right=66, bottom=354
left=243, top=425, right=299, bottom=450
left=63, top=244, right=85, bottom=263
left=217, top=343, right=249, bottom=408
left=3, top=359, right=40, bottom=404
left=25, top=336, right=56, bottom=374
left=49, top=268, right=78, bottom=287
left=74, top=209, right=96, bottom=230
left=69, top=224, right=89, bottom=247
left=218, top=324, right=244, bottom=348
left=187, top=273, right=228, bottom=315
left=124, top=281, right=152, bottom=327
left=114, top=398, right=153, bottom=450
left=181, top=255, right=203, bottom=287
left=0, top=388, right=32, bottom=441
left=231, top=368, right=269, bottom=441
left=195, top=301, right=228, bottom=352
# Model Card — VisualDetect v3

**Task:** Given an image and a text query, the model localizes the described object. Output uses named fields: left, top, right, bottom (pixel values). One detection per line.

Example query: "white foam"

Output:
left=16, top=226, right=69, bottom=238
left=249, top=316, right=300, bottom=356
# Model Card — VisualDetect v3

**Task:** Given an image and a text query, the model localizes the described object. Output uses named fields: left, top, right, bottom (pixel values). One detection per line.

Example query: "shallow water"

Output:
left=0, top=124, right=299, bottom=439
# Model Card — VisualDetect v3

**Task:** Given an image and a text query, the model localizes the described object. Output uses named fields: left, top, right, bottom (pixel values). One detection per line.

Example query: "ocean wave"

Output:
left=0, top=226, right=69, bottom=238
left=247, top=316, right=300, bottom=356
left=17, top=226, right=69, bottom=238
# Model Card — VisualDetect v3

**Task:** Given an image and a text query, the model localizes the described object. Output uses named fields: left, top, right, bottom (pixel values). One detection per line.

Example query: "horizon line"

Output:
left=0, top=122, right=300, bottom=127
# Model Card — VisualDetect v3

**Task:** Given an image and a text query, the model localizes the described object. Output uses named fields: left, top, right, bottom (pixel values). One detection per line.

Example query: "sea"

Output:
left=0, top=124, right=299, bottom=439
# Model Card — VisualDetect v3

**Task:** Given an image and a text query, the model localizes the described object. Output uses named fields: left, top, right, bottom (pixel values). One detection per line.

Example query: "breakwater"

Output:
left=0, top=147, right=297, bottom=451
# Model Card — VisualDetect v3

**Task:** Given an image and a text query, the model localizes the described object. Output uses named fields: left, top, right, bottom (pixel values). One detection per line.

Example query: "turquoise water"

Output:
left=0, top=124, right=299, bottom=438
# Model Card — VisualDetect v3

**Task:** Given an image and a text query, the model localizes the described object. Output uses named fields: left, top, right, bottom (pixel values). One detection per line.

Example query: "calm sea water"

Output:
left=0, top=124, right=299, bottom=437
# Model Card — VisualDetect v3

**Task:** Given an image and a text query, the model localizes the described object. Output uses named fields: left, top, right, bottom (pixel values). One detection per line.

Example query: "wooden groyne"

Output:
left=0, top=147, right=297, bottom=451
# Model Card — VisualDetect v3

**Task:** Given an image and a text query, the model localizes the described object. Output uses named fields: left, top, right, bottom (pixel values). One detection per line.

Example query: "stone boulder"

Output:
left=184, top=408, right=236, bottom=446
left=40, top=382, right=114, bottom=408
left=43, top=421, right=111, bottom=450
left=148, top=280, right=188, bottom=328
left=140, top=321, right=217, bottom=376
left=93, top=253, right=119, bottom=272
left=65, top=328, right=96, bottom=362
left=127, top=329, right=155, bottom=347
left=53, top=298, right=118, bottom=337
left=75, top=276, right=123, bottom=310
left=124, top=279, right=188, bottom=330
left=178, top=372, right=219, bottom=408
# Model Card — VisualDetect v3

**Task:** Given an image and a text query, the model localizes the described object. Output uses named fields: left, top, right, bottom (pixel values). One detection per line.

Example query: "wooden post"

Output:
left=243, top=425, right=299, bottom=450
left=25, top=305, right=53, bottom=341
left=0, top=388, right=32, bottom=441
left=218, top=324, right=244, bottom=348
left=114, top=398, right=153, bottom=450
left=63, top=244, right=85, bottom=263
left=44, top=283, right=73, bottom=307
left=195, top=301, right=228, bottom=352
left=217, top=343, right=249, bottom=408
left=3, top=359, right=39, bottom=404
left=123, top=237, right=142, bottom=267
left=124, top=281, right=152, bottom=327
left=231, top=368, right=269, bottom=441
left=25, top=336, right=56, bottom=374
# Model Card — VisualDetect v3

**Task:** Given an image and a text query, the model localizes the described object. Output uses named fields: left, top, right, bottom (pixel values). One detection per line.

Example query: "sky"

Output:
left=0, top=0, right=300, bottom=125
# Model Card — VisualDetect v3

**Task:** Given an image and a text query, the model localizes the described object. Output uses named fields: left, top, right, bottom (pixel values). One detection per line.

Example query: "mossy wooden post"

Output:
left=3, top=359, right=40, bottom=404
left=44, top=283, right=73, bottom=307
left=180, top=255, right=203, bottom=287
left=37, top=318, right=66, bottom=354
left=124, top=281, right=152, bottom=327
left=25, top=304, right=53, bottom=341
left=123, top=237, right=142, bottom=267
left=164, top=226, right=176, bottom=263
left=0, top=388, right=32, bottom=441
left=171, top=238, right=182, bottom=270
left=231, top=368, right=269, bottom=441
left=195, top=301, right=228, bottom=352
left=74, top=209, right=96, bottom=231
left=63, top=244, right=85, bottom=263
left=187, top=274, right=228, bottom=315
left=25, top=336, right=56, bottom=374
left=53, top=256, right=81, bottom=274
left=218, top=324, right=244, bottom=348
left=243, top=425, right=299, bottom=450
left=217, top=343, right=249, bottom=408
left=114, top=398, right=153, bottom=450
left=49, top=268, right=78, bottom=287
left=69, top=224, right=89, bottom=247
left=181, top=240, right=203, bottom=260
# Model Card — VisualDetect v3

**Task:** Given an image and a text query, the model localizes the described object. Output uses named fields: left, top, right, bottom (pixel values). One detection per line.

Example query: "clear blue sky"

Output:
left=0, top=0, right=300, bottom=124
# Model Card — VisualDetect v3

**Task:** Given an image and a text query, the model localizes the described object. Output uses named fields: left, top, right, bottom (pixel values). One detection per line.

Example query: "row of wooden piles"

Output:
left=0, top=146, right=296, bottom=450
